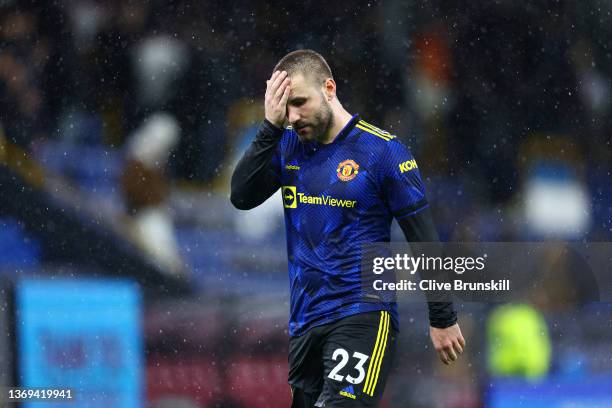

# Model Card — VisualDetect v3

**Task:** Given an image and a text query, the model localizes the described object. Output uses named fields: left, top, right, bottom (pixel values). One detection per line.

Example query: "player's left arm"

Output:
left=379, top=139, right=466, bottom=365
left=397, top=209, right=466, bottom=365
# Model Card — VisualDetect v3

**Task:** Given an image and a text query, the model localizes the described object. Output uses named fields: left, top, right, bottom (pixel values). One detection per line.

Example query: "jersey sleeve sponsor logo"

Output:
left=282, top=186, right=297, bottom=208
left=285, top=164, right=300, bottom=170
left=336, top=159, right=360, bottom=182
left=282, top=186, right=357, bottom=209
left=399, top=159, right=418, bottom=173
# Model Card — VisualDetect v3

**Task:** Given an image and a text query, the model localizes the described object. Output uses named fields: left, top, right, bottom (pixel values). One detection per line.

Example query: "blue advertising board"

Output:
left=488, top=376, right=612, bottom=408
left=16, top=279, right=142, bottom=408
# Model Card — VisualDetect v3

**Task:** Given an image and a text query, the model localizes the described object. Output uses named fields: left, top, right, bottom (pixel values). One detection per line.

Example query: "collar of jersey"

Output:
left=334, top=113, right=360, bottom=143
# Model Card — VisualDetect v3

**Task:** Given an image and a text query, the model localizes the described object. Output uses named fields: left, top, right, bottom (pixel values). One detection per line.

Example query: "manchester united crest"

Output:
left=336, top=159, right=359, bottom=182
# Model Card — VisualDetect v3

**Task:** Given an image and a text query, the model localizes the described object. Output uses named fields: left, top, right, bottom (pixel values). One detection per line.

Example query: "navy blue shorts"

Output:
left=288, top=310, right=397, bottom=407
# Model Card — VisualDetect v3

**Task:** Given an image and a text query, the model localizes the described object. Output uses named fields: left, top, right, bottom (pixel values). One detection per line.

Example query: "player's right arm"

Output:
left=230, top=71, right=291, bottom=210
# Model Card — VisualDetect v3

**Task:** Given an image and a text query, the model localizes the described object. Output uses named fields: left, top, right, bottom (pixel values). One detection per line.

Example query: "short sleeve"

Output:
left=378, top=140, right=428, bottom=219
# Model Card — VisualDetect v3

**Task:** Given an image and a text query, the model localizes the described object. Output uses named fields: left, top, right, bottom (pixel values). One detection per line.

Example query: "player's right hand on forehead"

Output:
left=265, top=70, right=291, bottom=128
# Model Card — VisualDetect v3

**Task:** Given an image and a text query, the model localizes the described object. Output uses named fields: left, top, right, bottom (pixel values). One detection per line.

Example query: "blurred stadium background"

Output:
left=1, top=0, right=612, bottom=407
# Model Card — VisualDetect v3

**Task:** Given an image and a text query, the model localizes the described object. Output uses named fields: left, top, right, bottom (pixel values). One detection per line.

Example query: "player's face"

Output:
left=286, top=74, right=333, bottom=142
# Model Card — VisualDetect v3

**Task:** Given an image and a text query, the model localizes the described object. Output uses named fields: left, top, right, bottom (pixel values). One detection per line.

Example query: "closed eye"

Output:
left=289, top=97, right=307, bottom=107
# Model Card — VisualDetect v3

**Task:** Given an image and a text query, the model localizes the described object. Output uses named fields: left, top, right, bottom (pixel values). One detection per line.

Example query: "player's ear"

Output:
left=324, top=78, right=336, bottom=101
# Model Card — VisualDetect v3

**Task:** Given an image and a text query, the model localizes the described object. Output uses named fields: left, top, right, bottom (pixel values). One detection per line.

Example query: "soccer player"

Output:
left=231, top=50, right=465, bottom=407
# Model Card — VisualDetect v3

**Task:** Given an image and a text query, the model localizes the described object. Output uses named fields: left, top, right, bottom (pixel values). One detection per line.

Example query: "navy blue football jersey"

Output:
left=271, top=115, right=428, bottom=336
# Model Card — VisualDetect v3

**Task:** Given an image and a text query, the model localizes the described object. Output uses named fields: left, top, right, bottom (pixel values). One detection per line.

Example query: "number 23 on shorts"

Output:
left=328, top=348, right=370, bottom=384
left=327, top=310, right=392, bottom=397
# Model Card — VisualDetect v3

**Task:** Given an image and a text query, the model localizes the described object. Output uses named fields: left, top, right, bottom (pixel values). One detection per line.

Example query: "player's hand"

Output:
left=430, top=323, right=465, bottom=365
left=265, top=70, right=291, bottom=127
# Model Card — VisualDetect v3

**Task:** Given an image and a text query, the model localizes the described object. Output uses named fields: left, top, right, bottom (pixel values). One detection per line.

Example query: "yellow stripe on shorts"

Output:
left=367, top=313, right=390, bottom=396
left=363, top=311, right=390, bottom=396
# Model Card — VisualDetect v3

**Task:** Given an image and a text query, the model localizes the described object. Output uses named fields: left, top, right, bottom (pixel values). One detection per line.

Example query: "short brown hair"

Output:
left=273, top=49, right=333, bottom=86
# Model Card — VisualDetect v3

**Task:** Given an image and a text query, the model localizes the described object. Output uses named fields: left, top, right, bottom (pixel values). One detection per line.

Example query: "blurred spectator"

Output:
left=409, top=24, right=453, bottom=124
left=121, top=112, right=185, bottom=276
left=487, top=303, right=551, bottom=380
left=132, top=34, right=189, bottom=110
left=571, top=39, right=611, bottom=121
left=516, top=134, right=591, bottom=239
left=0, top=7, right=49, bottom=148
